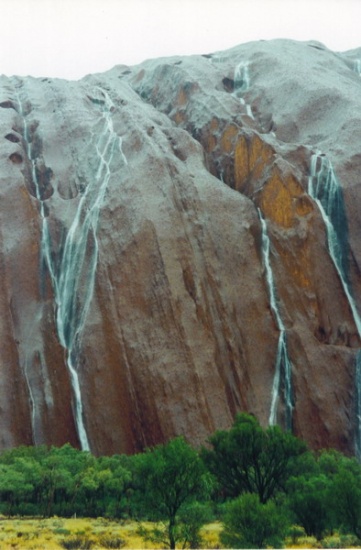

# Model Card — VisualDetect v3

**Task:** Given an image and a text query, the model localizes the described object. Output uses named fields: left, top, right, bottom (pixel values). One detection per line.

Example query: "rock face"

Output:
left=1, top=39, right=361, bottom=456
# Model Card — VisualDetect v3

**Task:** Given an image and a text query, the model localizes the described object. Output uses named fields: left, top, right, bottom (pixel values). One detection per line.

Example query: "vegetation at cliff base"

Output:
left=201, top=411, right=306, bottom=502
left=1, top=413, right=361, bottom=548
left=131, top=436, right=212, bottom=549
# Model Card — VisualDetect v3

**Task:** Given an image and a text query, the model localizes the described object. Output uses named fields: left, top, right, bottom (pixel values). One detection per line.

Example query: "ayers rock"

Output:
left=1, top=38, right=361, bottom=456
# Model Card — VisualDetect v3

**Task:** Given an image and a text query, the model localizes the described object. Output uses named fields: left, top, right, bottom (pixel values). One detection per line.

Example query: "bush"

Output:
left=98, top=535, right=125, bottom=548
left=54, top=528, right=71, bottom=536
left=287, top=524, right=306, bottom=544
left=133, top=436, right=212, bottom=549
left=201, top=412, right=307, bottom=503
left=177, top=502, right=214, bottom=548
left=286, top=474, right=333, bottom=540
left=220, top=493, right=289, bottom=548
left=60, top=535, right=95, bottom=549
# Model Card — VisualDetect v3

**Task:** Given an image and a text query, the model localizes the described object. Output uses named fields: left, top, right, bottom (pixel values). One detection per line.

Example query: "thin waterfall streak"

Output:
left=354, top=59, right=361, bottom=76
left=284, top=349, right=293, bottom=429
left=234, top=61, right=250, bottom=92
left=54, top=87, right=126, bottom=451
left=14, top=89, right=43, bottom=441
left=269, top=333, right=283, bottom=426
left=268, top=332, right=294, bottom=428
left=356, top=351, right=361, bottom=458
left=258, top=210, right=293, bottom=427
left=119, top=137, right=128, bottom=165
left=322, top=203, right=361, bottom=333
left=67, top=355, right=89, bottom=451
left=308, top=153, right=361, bottom=336
left=309, top=152, right=361, bottom=456
left=24, top=360, right=37, bottom=444
left=233, top=61, right=254, bottom=119
left=268, top=332, right=293, bottom=428
left=259, top=213, right=284, bottom=331
left=16, top=90, right=57, bottom=290
left=16, top=84, right=126, bottom=451
left=280, top=331, right=293, bottom=430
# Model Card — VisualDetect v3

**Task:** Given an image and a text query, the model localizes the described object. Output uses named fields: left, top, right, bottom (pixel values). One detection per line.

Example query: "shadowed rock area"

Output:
left=1, top=39, right=361, bottom=455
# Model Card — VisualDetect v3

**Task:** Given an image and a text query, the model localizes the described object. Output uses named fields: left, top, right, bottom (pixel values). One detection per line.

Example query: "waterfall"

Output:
left=354, top=59, right=361, bottom=76
left=14, top=88, right=50, bottom=443
left=55, top=87, right=126, bottom=450
left=356, top=351, right=361, bottom=458
left=233, top=61, right=254, bottom=119
left=308, top=152, right=361, bottom=456
left=308, top=153, right=361, bottom=334
left=211, top=54, right=223, bottom=65
left=259, top=211, right=293, bottom=428
left=234, top=61, right=250, bottom=92
left=16, top=85, right=126, bottom=450
left=15, top=90, right=55, bottom=286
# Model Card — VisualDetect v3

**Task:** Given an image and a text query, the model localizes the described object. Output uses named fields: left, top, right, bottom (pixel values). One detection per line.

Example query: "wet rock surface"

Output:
left=1, top=39, right=361, bottom=455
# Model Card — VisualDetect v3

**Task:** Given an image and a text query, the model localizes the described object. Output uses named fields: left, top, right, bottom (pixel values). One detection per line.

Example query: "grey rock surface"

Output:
left=1, top=39, right=361, bottom=455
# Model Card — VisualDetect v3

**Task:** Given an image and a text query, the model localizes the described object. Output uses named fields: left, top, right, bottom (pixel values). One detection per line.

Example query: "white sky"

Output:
left=1, top=0, right=361, bottom=80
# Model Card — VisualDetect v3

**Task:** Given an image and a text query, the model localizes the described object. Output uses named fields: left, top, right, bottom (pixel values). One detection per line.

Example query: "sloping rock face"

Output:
left=1, top=39, right=361, bottom=455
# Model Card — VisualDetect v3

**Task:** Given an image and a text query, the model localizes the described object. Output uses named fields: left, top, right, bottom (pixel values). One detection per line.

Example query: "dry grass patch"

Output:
left=0, top=517, right=222, bottom=549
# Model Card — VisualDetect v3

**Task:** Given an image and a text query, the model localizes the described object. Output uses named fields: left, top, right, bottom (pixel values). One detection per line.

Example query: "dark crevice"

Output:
left=9, top=152, right=23, bottom=164
left=0, top=100, right=16, bottom=109
left=5, top=133, right=20, bottom=143
left=222, top=77, right=235, bottom=93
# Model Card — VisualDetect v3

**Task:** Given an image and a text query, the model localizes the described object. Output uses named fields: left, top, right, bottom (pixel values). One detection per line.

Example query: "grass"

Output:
left=2, top=517, right=360, bottom=549
left=0, top=517, right=222, bottom=549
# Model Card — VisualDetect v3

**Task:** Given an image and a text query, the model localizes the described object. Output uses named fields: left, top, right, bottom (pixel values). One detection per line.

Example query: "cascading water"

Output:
left=308, top=153, right=361, bottom=334
left=233, top=61, right=254, bottom=119
left=17, top=94, right=56, bottom=292
left=259, top=210, right=293, bottom=429
left=308, top=152, right=361, bottom=455
left=356, top=352, right=361, bottom=458
left=14, top=86, right=50, bottom=443
left=16, top=85, right=126, bottom=450
left=353, top=59, right=361, bottom=76
left=55, top=87, right=126, bottom=450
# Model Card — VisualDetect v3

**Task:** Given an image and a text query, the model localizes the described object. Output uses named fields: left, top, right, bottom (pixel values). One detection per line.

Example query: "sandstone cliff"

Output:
left=1, top=39, right=361, bottom=455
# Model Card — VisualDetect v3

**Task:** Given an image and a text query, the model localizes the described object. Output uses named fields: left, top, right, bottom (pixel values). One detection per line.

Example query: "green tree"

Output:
left=332, top=466, right=361, bottom=539
left=0, top=450, right=46, bottom=516
left=202, top=413, right=307, bottom=502
left=94, top=455, right=132, bottom=518
left=0, top=464, right=34, bottom=516
left=311, top=448, right=361, bottom=540
left=40, top=452, right=74, bottom=517
left=134, top=436, right=212, bottom=549
left=47, top=444, right=95, bottom=517
left=220, top=492, right=289, bottom=548
left=286, top=473, right=332, bottom=540
left=176, top=502, right=214, bottom=549
left=0, top=443, right=132, bottom=519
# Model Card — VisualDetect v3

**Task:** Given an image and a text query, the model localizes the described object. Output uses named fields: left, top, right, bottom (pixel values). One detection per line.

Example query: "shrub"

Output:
left=54, top=528, right=71, bottom=535
left=98, top=535, right=125, bottom=548
left=220, top=493, right=289, bottom=548
left=60, top=535, right=95, bottom=549
left=286, top=474, right=333, bottom=540
left=287, top=524, right=306, bottom=544
left=134, top=436, right=212, bottom=549
left=201, top=412, right=307, bottom=503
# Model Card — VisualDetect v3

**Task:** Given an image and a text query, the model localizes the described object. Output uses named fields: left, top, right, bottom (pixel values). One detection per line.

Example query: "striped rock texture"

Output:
left=1, top=39, right=361, bottom=455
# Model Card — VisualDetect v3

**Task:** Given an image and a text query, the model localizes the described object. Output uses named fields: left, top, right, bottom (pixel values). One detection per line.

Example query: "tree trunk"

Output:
left=169, top=516, right=176, bottom=549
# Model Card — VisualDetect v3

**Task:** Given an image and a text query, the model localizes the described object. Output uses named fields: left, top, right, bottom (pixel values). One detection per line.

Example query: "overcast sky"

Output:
left=1, top=0, right=361, bottom=80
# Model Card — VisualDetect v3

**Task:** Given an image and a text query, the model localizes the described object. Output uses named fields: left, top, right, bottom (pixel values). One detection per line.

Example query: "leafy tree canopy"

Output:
left=201, top=412, right=307, bottom=502
left=220, top=492, right=289, bottom=548
left=133, top=436, right=212, bottom=549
